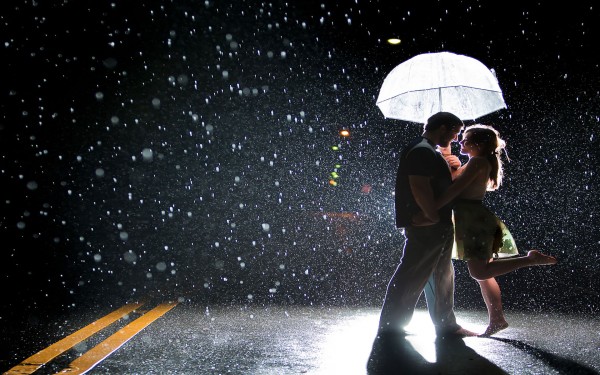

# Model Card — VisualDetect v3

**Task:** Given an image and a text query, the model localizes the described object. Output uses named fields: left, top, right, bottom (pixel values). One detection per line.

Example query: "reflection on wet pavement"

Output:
left=2, top=305, right=599, bottom=374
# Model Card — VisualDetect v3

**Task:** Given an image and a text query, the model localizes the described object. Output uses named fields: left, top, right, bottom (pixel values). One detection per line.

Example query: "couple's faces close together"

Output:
left=442, top=125, right=476, bottom=156
left=440, top=125, right=463, bottom=148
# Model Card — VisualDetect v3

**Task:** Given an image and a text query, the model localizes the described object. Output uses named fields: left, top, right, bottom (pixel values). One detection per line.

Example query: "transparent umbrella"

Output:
left=376, top=51, right=506, bottom=123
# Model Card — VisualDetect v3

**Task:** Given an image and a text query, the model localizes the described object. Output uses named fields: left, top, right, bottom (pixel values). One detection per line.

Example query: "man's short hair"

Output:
left=424, top=112, right=463, bottom=132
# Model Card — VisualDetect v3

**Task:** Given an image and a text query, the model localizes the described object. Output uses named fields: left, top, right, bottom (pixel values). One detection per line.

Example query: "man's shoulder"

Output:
left=403, top=138, right=436, bottom=158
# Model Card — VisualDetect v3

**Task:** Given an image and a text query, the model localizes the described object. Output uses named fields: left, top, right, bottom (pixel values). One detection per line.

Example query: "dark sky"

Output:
left=1, top=1, right=598, bottom=314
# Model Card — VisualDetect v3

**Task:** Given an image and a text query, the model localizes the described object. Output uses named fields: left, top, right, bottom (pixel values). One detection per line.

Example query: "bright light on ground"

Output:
left=313, top=310, right=378, bottom=375
left=404, top=311, right=438, bottom=362
left=312, top=309, right=488, bottom=374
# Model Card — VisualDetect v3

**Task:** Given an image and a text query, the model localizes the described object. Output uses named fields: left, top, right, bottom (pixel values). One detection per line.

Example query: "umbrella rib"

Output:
left=376, top=86, right=502, bottom=104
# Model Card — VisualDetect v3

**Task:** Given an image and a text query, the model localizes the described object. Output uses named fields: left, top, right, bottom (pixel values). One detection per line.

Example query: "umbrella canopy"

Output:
left=376, top=51, right=506, bottom=123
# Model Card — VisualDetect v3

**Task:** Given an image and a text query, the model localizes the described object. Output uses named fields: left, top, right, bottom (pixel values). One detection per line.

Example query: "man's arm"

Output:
left=409, top=175, right=439, bottom=223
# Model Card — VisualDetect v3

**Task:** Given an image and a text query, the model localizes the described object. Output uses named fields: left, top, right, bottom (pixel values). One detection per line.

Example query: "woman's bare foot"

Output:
left=527, top=250, right=557, bottom=266
left=479, top=321, right=509, bottom=337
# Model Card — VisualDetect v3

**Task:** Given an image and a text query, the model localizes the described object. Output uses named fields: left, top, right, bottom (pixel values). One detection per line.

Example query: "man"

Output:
left=377, top=111, right=474, bottom=337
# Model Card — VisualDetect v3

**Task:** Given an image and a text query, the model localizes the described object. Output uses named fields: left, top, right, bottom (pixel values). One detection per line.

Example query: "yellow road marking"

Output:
left=55, top=302, right=178, bottom=375
left=3, top=303, right=144, bottom=375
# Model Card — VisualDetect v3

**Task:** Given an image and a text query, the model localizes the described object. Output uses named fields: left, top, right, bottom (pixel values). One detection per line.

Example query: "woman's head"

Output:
left=461, top=124, right=505, bottom=155
left=461, top=124, right=507, bottom=190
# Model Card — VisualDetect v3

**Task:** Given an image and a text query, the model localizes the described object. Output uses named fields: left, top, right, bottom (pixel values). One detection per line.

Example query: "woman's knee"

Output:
left=467, top=260, right=490, bottom=280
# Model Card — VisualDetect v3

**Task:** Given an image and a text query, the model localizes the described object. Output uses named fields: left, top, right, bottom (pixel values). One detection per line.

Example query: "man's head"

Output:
left=423, top=112, right=464, bottom=147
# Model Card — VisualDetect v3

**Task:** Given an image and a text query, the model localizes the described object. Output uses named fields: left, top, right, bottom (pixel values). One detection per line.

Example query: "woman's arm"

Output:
left=435, top=157, right=488, bottom=209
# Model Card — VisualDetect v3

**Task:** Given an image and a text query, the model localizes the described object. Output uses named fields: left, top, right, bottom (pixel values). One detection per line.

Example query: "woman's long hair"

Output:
left=464, top=124, right=507, bottom=191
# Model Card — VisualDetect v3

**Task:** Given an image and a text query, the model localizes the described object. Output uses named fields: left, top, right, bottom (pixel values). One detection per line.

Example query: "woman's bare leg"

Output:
left=477, top=277, right=508, bottom=336
left=468, top=250, right=557, bottom=280
left=468, top=251, right=556, bottom=335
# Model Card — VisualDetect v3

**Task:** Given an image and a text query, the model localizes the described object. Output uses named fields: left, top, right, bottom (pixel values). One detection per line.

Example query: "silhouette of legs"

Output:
left=378, top=224, right=462, bottom=335
left=467, top=250, right=557, bottom=336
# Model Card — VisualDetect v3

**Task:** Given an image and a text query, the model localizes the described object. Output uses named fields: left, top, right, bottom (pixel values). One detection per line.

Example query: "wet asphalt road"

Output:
left=2, top=302, right=599, bottom=375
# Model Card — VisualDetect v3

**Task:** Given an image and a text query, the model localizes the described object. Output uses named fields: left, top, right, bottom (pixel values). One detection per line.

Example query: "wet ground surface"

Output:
left=1, top=302, right=599, bottom=375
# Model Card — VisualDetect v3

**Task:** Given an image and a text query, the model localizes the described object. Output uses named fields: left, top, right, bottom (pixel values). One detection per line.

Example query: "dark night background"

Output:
left=1, top=0, right=598, bottom=322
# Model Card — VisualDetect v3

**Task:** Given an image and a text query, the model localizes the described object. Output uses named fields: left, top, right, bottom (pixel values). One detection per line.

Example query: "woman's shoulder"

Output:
left=467, top=156, right=490, bottom=165
left=465, top=157, right=491, bottom=172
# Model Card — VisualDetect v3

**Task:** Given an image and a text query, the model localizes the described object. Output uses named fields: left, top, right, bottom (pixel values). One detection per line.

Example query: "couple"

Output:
left=377, top=111, right=557, bottom=338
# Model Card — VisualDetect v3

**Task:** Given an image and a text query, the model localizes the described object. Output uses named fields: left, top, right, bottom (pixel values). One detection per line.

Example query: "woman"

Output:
left=418, top=124, right=557, bottom=336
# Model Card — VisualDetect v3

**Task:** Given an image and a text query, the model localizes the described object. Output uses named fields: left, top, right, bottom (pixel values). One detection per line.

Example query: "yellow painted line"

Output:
left=3, top=303, right=144, bottom=375
left=55, top=302, right=178, bottom=375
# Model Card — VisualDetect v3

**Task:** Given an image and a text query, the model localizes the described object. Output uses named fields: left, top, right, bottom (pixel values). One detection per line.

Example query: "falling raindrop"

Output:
left=141, top=148, right=154, bottom=162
